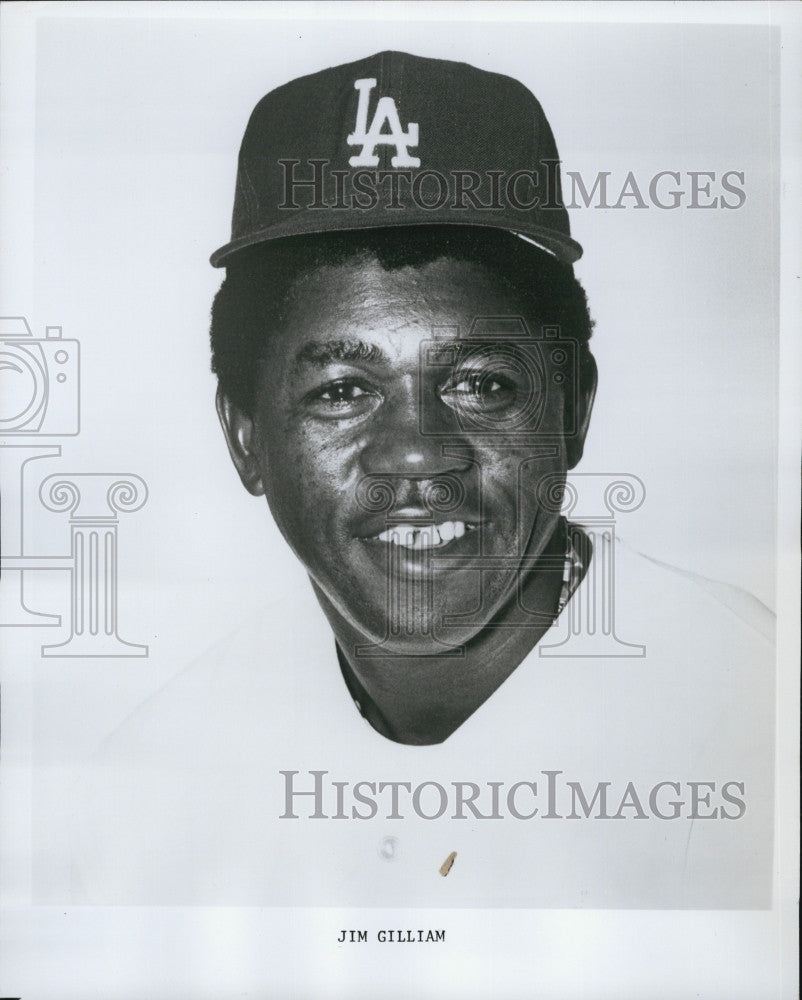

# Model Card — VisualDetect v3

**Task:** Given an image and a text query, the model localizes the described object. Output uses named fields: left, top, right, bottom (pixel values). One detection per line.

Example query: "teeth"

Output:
left=374, top=521, right=474, bottom=549
left=412, top=528, right=434, bottom=550
left=439, top=521, right=455, bottom=542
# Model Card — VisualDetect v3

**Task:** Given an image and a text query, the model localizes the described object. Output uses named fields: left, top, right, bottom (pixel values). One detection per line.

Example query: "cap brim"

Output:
left=210, top=213, right=582, bottom=268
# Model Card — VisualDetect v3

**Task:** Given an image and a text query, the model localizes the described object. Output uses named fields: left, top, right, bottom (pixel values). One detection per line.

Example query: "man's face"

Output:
left=220, top=253, right=593, bottom=653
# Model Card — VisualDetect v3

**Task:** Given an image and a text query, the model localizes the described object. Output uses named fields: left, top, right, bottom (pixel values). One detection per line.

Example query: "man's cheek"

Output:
left=284, top=461, right=349, bottom=533
left=479, top=454, right=540, bottom=499
left=486, top=455, right=564, bottom=522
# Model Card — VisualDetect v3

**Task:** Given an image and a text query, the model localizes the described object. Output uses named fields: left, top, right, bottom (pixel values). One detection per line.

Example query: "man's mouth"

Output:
left=370, top=521, right=478, bottom=550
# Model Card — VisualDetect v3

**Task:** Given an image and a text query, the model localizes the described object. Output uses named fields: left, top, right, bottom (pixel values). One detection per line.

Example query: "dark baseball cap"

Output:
left=211, top=50, right=582, bottom=267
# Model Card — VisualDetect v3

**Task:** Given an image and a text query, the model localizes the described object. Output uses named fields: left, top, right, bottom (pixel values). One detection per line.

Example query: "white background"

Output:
left=1, top=2, right=799, bottom=998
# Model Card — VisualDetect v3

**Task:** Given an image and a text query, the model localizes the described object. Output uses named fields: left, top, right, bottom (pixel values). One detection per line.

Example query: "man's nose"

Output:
left=359, top=383, right=473, bottom=478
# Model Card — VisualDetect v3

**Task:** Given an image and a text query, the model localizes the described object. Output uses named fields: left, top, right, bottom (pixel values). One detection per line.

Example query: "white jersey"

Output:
left=69, top=537, right=774, bottom=909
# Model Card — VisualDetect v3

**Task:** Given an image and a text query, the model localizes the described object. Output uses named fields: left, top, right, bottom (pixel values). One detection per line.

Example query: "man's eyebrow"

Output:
left=294, top=339, right=388, bottom=366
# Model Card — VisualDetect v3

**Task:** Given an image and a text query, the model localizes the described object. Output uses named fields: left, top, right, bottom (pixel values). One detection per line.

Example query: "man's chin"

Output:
left=308, top=580, right=484, bottom=655
left=309, top=548, right=540, bottom=655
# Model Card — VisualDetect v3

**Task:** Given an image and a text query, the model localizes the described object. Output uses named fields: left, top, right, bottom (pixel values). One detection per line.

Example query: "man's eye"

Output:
left=320, top=382, right=367, bottom=403
left=304, top=379, right=380, bottom=417
left=440, top=371, right=517, bottom=412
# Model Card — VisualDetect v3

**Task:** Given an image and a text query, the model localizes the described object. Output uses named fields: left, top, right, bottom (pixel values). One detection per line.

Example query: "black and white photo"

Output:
left=0, top=4, right=798, bottom=998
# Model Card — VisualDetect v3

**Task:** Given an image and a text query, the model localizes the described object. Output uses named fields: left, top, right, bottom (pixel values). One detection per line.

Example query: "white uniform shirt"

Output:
left=71, top=537, right=774, bottom=909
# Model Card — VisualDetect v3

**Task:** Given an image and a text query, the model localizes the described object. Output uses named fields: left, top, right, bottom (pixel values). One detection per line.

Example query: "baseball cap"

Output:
left=211, top=50, right=582, bottom=267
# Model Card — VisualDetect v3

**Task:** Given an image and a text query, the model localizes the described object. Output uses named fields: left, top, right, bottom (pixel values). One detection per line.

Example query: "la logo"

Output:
left=347, top=78, right=420, bottom=168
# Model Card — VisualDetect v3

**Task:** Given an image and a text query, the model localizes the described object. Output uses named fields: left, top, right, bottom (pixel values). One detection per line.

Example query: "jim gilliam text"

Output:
left=338, top=929, right=446, bottom=943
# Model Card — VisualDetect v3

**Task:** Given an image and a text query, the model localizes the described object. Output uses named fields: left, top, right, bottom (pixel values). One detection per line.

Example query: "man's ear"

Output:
left=566, top=353, right=598, bottom=469
left=215, top=387, right=266, bottom=496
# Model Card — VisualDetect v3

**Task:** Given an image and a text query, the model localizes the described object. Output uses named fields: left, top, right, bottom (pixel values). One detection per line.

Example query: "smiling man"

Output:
left=209, top=52, right=596, bottom=745
left=71, top=50, right=774, bottom=910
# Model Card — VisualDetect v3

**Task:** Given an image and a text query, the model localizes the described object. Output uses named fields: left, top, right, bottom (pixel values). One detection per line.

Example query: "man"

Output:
left=72, top=51, right=773, bottom=909
left=208, top=51, right=597, bottom=745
